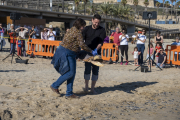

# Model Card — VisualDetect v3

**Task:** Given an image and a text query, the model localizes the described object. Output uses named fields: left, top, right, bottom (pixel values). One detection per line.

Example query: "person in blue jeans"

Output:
left=155, top=49, right=166, bottom=68
left=136, top=29, right=146, bottom=65
left=50, top=18, right=95, bottom=99
left=0, top=23, right=4, bottom=51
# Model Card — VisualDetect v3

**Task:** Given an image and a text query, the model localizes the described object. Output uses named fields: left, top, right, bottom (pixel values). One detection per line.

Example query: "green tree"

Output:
left=176, top=1, right=180, bottom=23
left=82, top=0, right=89, bottom=15
left=170, top=0, right=174, bottom=19
left=121, top=0, right=127, bottom=8
left=162, top=0, right=165, bottom=19
left=144, top=0, right=149, bottom=11
left=156, top=2, right=161, bottom=15
left=98, top=2, right=113, bottom=17
left=165, top=1, right=170, bottom=19
left=74, top=0, right=80, bottom=13
left=133, top=0, right=138, bottom=14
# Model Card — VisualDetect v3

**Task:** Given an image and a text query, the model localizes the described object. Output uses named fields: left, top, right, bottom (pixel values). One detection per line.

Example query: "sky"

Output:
left=117, top=0, right=178, bottom=5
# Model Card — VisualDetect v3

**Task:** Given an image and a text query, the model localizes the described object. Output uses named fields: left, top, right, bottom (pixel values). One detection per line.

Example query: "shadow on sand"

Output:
left=0, top=70, right=26, bottom=72
left=75, top=81, right=158, bottom=97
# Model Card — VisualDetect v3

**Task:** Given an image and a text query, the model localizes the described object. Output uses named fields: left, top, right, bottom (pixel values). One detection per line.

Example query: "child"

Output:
left=0, top=23, right=4, bottom=51
left=9, top=31, right=17, bottom=55
left=16, top=36, right=22, bottom=56
left=171, top=37, right=180, bottom=68
left=155, top=48, right=166, bottom=68
left=155, top=42, right=162, bottom=64
left=132, top=47, right=141, bottom=66
left=146, top=43, right=154, bottom=67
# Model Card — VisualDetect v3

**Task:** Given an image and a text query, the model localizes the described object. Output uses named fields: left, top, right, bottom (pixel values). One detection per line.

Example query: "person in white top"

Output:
left=48, top=25, right=56, bottom=41
left=132, top=47, right=141, bottom=66
left=15, top=26, right=28, bottom=57
left=136, top=29, right=146, bottom=64
left=119, top=32, right=129, bottom=65
left=47, top=25, right=56, bottom=55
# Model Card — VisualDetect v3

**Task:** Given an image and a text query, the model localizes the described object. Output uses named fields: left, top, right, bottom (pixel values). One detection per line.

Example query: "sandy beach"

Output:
left=0, top=39, right=180, bottom=120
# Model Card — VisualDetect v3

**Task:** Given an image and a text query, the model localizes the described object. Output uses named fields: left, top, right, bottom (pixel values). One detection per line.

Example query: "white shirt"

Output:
left=132, top=35, right=136, bottom=38
left=19, top=30, right=28, bottom=39
left=137, top=34, right=146, bottom=44
left=119, top=35, right=129, bottom=45
left=48, top=31, right=56, bottom=41
left=134, top=51, right=138, bottom=59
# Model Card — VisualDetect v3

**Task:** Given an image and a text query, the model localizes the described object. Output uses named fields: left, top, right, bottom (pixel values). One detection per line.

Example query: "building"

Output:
left=93, top=0, right=118, bottom=3
left=127, top=0, right=155, bottom=8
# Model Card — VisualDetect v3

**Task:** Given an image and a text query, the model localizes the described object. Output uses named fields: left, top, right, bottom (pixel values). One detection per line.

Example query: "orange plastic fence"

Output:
left=165, top=45, right=180, bottom=65
left=101, top=43, right=119, bottom=62
left=26, top=39, right=61, bottom=57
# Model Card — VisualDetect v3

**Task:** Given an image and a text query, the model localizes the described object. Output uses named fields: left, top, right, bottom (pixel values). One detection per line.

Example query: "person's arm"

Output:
left=126, top=35, right=129, bottom=41
left=155, top=50, right=160, bottom=56
left=15, top=27, right=20, bottom=32
left=77, top=32, right=92, bottom=53
left=154, top=36, right=156, bottom=44
left=151, top=48, right=154, bottom=56
left=161, top=55, right=166, bottom=66
left=41, top=32, right=43, bottom=40
left=161, top=36, right=163, bottom=43
left=119, top=35, right=122, bottom=41
left=24, top=27, right=28, bottom=32
left=52, top=31, right=56, bottom=37
left=138, top=36, right=146, bottom=43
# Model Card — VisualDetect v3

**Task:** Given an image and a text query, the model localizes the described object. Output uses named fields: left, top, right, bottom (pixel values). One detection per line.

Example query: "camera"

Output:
left=143, top=11, right=157, bottom=20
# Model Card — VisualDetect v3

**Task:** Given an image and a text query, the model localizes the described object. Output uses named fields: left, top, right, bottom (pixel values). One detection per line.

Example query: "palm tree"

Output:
left=170, top=0, right=174, bottom=19
left=133, top=0, right=138, bottom=14
left=165, top=1, right=170, bottom=19
left=144, top=0, right=149, bottom=11
left=82, top=0, right=88, bottom=15
left=176, top=1, right=180, bottom=23
left=121, top=0, right=127, bottom=8
left=89, top=3, right=98, bottom=15
left=162, top=0, right=165, bottom=19
left=156, top=2, right=161, bottom=15
left=74, top=0, right=80, bottom=14
left=174, top=0, right=177, bottom=18
left=98, top=2, right=113, bottom=17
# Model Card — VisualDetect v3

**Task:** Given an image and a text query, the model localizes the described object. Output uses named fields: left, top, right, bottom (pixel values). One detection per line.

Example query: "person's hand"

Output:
left=160, top=64, right=163, bottom=67
left=92, top=48, right=98, bottom=56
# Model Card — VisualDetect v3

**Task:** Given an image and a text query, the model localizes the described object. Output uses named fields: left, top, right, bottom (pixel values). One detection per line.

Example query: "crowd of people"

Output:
left=1, top=24, right=58, bottom=57
left=106, top=28, right=180, bottom=69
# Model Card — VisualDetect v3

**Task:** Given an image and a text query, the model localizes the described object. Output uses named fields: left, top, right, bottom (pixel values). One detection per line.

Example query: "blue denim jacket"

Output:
left=51, top=46, right=70, bottom=75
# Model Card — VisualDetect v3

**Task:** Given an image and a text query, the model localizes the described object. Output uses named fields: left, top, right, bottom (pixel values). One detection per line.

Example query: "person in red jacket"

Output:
left=9, top=32, right=17, bottom=55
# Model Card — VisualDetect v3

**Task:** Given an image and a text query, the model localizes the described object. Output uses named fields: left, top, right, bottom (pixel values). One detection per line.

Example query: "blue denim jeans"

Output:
left=0, top=33, right=4, bottom=50
left=137, top=44, right=145, bottom=64
left=51, top=46, right=77, bottom=96
left=157, top=63, right=165, bottom=68
left=10, top=43, right=16, bottom=54
left=84, top=62, right=99, bottom=81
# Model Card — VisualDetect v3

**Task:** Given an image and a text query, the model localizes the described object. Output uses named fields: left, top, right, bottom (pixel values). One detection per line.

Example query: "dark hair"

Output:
left=156, top=30, right=161, bottom=35
left=156, top=42, right=162, bottom=47
left=93, top=14, right=101, bottom=20
left=142, top=29, right=146, bottom=34
left=134, top=47, right=138, bottom=51
left=149, top=43, right=153, bottom=47
left=73, top=18, right=86, bottom=30
left=32, top=25, right=35, bottom=28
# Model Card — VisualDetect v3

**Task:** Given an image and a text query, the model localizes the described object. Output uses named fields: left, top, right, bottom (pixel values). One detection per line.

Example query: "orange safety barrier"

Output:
left=165, top=45, right=180, bottom=65
left=101, top=43, right=119, bottom=62
left=26, top=39, right=61, bottom=57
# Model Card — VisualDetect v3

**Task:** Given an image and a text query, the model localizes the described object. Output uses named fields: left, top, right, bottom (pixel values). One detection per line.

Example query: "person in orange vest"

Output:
left=9, top=31, right=17, bottom=55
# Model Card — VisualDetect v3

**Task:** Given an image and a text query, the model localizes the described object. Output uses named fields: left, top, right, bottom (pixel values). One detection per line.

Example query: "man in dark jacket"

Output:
left=82, top=14, right=106, bottom=94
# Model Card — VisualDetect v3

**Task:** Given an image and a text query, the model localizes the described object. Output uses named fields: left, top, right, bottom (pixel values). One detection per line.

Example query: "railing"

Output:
left=1, top=1, right=179, bottom=31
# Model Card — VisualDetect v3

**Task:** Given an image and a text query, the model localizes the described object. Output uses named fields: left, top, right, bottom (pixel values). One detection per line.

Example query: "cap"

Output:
left=49, top=25, right=53, bottom=28
left=11, top=24, right=14, bottom=26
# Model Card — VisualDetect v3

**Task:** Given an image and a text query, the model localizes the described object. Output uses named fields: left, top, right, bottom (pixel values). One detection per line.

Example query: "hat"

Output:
left=49, top=25, right=53, bottom=28
left=11, top=24, right=14, bottom=26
